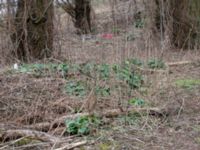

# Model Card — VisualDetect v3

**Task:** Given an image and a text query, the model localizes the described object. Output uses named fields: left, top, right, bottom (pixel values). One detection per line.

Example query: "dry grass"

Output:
left=0, top=54, right=199, bottom=149
left=0, top=0, right=200, bottom=149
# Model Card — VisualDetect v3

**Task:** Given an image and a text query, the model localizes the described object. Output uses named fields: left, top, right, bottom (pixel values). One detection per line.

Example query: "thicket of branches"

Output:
left=0, top=0, right=199, bottom=62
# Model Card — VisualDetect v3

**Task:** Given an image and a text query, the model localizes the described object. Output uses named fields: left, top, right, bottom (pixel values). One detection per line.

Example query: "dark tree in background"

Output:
left=74, top=0, right=92, bottom=34
left=57, top=0, right=95, bottom=34
left=171, top=0, right=200, bottom=49
left=11, top=0, right=54, bottom=61
left=155, top=0, right=200, bottom=49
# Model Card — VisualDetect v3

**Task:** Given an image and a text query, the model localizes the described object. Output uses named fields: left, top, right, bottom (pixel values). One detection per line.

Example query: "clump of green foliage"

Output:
left=175, top=79, right=200, bottom=89
left=14, top=60, right=145, bottom=99
left=57, top=63, right=69, bottom=77
left=127, top=33, right=136, bottom=41
left=17, top=63, right=69, bottom=77
left=79, top=63, right=95, bottom=77
left=95, top=86, right=110, bottom=97
left=128, top=98, right=145, bottom=106
left=113, top=62, right=143, bottom=89
left=117, top=112, right=142, bottom=126
left=128, top=58, right=144, bottom=66
left=65, top=81, right=88, bottom=97
left=147, top=59, right=166, bottom=69
left=65, top=116, right=101, bottom=135
left=97, top=64, right=110, bottom=80
left=134, top=18, right=145, bottom=28
left=70, top=64, right=81, bottom=72
left=19, top=63, right=52, bottom=73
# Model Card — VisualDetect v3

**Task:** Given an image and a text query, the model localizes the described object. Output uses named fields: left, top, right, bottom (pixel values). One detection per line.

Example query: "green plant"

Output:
left=58, top=63, right=69, bottom=76
left=95, top=86, right=110, bottom=97
left=129, top=98, right=145, bottom=106
left=114, top=63, right=143, bottom=89
left=79, top=63, right=95, bottom=77
left=19, top=63, right=44, bottom=73
left=66, top=119, right=79, bottom=135
left=18, top=63, right=67, bottom=73
left=134, top=18, right=145, bottom=28
left=147, top=59, right=166, bottom=69
left=65, top=81, right=87, bottom=97
left=97, top=64, right=110, bottom=80
left=112, top=64, right=120, bottom=74
left=65, top=116, right=101, bottom=135
left=127, top=73, right=143, bottom=89
left=126, top=33, right=136, bottom=41
left=117, top=112, right=141, bottom=125
left=128, top=58, right=144, bottom=66
left=70, top=64, right=81, bottom=73
left=18, top=63, right=56, bottom=77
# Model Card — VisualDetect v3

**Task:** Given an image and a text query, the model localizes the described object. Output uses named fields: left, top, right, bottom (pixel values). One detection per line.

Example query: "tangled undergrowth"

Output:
left=0, top=58, right=200, bottom=150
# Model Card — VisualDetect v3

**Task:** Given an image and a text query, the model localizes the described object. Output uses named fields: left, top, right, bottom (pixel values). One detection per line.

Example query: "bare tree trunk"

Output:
left=155, top=0, right=200, bottom=49
left=11, top=0, right=54, bottom=61
left=172, top=0, right=200, bottom=49
left=74, top=0, right=93, bottom=34
left=57, top=0, right=95, bottom=34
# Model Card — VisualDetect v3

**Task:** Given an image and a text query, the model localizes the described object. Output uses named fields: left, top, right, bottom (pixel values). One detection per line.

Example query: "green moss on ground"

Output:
left=175, top=79, right=200, bottom=89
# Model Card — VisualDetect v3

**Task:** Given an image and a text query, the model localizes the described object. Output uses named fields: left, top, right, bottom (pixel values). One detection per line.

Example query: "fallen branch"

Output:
left=26, top=122, right=51, bottom=132
left=20, top=107, right=171, bottom=132
left=166, top=61, right=194, bottom=66
left=1, top=129, right=61, bottom=143
left=134, top=65, right=169, bottom=74
left=134, top=60, right=198, bottom=74
left=49, top=107, right=163, bottom=128
left=55, top=140, right=87, bottom=150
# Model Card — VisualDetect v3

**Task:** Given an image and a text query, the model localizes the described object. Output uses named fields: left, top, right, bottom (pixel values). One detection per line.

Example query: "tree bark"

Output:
left=11, top=0, right=54, bottom=61
left=74, top=0, right=93, bottom=34
left=154, top=0, right=200, bottom=49
left=57, top=0, right=95, bottom=34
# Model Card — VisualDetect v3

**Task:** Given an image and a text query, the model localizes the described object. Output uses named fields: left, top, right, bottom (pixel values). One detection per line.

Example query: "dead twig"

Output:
left=54, top=140, right=87, bottom=150
left=166, top=60, right=194, bottom=66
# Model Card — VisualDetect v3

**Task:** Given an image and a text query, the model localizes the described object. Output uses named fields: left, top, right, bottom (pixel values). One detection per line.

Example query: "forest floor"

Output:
left=0, top=50, right=200, bottom=150
left=0, top=1, right=200, bottom=150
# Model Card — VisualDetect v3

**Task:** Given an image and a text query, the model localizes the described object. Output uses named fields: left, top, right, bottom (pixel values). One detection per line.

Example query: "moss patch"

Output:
left=175, top=79, right=200, bottom=89
left=14, top=137, right=40, bottom=146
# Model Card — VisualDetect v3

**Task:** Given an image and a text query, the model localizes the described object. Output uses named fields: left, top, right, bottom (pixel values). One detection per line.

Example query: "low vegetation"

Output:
left=175, top=79, right=200, bottom=89
left=0, top=0, right=200, bottom=149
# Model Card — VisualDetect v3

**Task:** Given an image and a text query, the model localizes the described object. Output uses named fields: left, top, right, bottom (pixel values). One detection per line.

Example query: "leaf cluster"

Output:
left=65, top=116, right=101, bottom=135
left=147, top=59, right=166, bottom=69
left=65, top=81, right=87, bottom=97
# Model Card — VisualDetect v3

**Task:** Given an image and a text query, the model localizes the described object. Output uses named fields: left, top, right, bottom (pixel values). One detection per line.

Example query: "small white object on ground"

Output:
left=14, top=63, right=19, bottom=70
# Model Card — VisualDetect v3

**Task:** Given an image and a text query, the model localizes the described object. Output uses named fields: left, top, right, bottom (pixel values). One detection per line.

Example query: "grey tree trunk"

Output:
left=74, top=0, right=92, bottom=34
left=155, top=0, right=200, bottom=49
left=11, top=0, right=54, bottom=61
left=57, top=0, right=95, bottom=34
